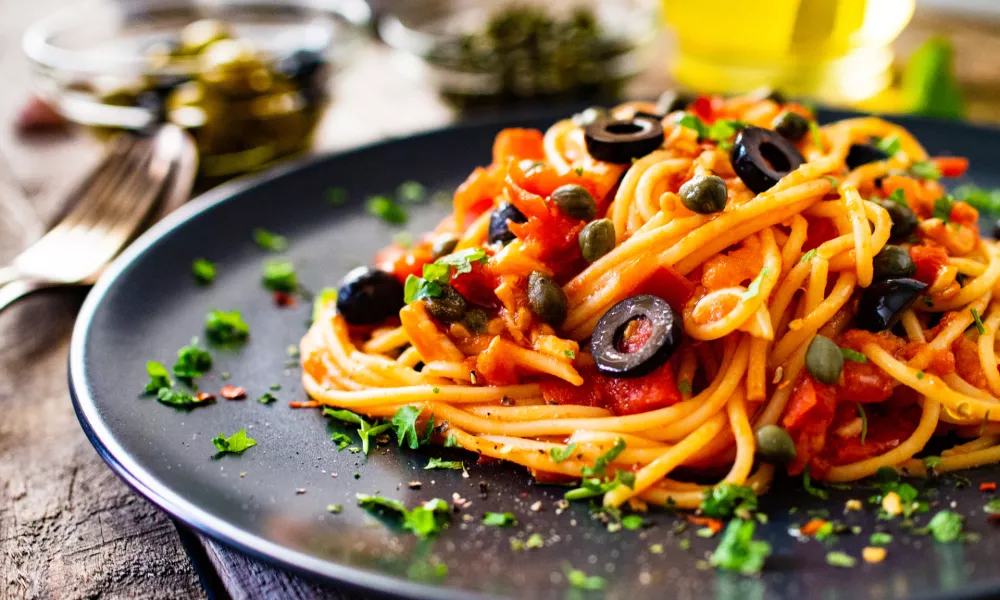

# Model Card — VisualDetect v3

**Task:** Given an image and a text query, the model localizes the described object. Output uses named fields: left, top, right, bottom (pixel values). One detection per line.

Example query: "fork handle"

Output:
left=0, top=266, right=19, bottom=288
left=0, top=278, right=49, bottom=313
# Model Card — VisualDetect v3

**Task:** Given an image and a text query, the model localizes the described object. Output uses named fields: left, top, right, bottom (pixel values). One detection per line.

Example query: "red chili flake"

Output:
left=289, top=401, right=320, bottom=409
left=980, top=482, right=997, bottom=492
left=220, top=385, right=247, bottom=400
left=273, top=291, right=297, bottom=307
left=195, top=392, right=216, bottom=403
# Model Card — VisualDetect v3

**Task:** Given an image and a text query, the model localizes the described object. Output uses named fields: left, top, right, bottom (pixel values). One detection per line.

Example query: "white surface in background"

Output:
left=918, top=0, right=1000, bottom=19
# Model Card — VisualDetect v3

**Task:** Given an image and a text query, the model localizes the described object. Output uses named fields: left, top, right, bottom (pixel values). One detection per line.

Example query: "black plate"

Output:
left=70, top=109, right=1000, bottom=600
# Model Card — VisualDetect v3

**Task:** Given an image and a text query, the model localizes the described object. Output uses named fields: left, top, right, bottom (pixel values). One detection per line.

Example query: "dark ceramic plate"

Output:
left=70, top=109, right=1000, bottom=600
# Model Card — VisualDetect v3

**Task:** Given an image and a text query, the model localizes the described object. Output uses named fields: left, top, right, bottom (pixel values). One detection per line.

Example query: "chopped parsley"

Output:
left=840, top=347, right=868, bottom=363
left=212, top=429, right=257, bottom=454
left=870, top=532, right=893, bottom=546
left=875, top=135, right=901, bottom=156
left=397, top=180, right=426, bottom=203
left=325, top=187, right=348, bottom=206
left=549, top=443, right=578, bottom=464
left=809, top=121, right=825, bottom=151
left=327, top=504, right=343, bottom=514
left=856, top=402, right=868, bottom=445
left=871, top=467, right=924, bottom=518
left=444, top=433, right=460, bottom=447
left=971, top=308, right=986, bottom=335
left=933, top=195, right=954, bottom=222
left=581, top=438, right=626, bottom=478
left=700, top=483, right=758, bottom=519
left=525, top=533, right=544, bottom=548
left=926, top=510, right=963, bottom=542
left=676, top=113, right=707, bottom=137
left=621, top=515, right=645, bottom=530
left=482, top=512, right=517, bottom=527
left=803, top=467, right=829, bottom=499
left=564, top=469, right=634, bottom=501
left=172, top=338, right=213, bottom=385
left=799, top=249, right=818, bottom=263
left=144, top=361, right=173, bottom=394
left=923, top=455, right=943, bottom=472
left=253, top=228, right=288, bottom=252
left=910, top=160, right=941, bottom=180
left=710, top=519, right=771, bottom=575
left=312, top=287, right=338, bottom=322
left=887, top=188, right=908, bottom=206
left=563, top=564, right=605, bottom=591
left=331, top=432, right=353, bottom=450
left=676, top=113, right=744, bottom=147
left=205, top=310, right=250, bottom=345
left=262, top=260, right=297, bottom=293
left=984, top=499, right=1000, bottom=514
left=826, top=551, right=856, bottom=568
left=156, top=387, right=211, bottom=408
left=425, top=457, right=464, bottom=471
left=742, top=267, right=770, bottom=300
left=392, top=405, right=433, bottom=450
left=257, top=392, right=277, bottom=404
left=366, top=195, right=408, bottom=224
left=356, top=494, right=449, bottom=538
left=324, top=407, right=390, bottom=455
left=192, top=259, right=216, bottom=284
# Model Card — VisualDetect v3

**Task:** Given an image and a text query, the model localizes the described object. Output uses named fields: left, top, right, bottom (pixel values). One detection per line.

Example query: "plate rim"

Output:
left=67, top=108, right=1000, bottom=600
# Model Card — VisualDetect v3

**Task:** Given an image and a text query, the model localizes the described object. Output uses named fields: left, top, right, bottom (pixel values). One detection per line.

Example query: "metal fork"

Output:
left=0, top=124, right=189, bottom=311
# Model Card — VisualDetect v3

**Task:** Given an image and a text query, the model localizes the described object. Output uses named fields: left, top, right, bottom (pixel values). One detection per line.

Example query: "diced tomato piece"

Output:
left=821, top=402, right=921, bottom=466
left=493, top=128, right=546, bottom=166
left=982, top=482, right=998, bottom=492
left=950, top=201, right=979, bottom=227
left=933, top=156, right=969, bottom=178
left=953, top=335, right=988, bottom=389
left=909, top=244, right=949, bottom=285
left=454, top=167, right=502, bottom=227
left=839, top=361, right=895, bottom=404
left=505, top=175, right=586, bottom=282
left=782, top=373, right=839, bottom=476
left=375, top=243, right=434, bottom=283
left=631, top=265, right=697, bottom=314
left=541, top=362, right=683, bottom=416
left=620, top=318, right=652, bottom=354
left=690, top=96, right=716, bottom=123
left=701, top=235, right=764, bottom=291
left=450, top=259, right=501, bottom=308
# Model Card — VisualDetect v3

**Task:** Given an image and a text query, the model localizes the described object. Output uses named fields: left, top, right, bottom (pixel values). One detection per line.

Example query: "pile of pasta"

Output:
left=302, top=93, right=1000, bottom=510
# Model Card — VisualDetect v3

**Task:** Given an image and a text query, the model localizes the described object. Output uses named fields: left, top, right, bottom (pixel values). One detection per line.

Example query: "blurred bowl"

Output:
left=24, top=0, right=370, bottom=176
left=379, top=0, right=656, bottom=109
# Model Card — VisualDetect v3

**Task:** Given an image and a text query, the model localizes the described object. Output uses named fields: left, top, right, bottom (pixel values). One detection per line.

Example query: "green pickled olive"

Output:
left=755, top=425, right=797, bottom=464
left=424, top=285, right=467, bottom=324
left=772, top=111, right=809, bottom=142
left=805, top=334, right=844, bottom=384
left=527, top=271, right=567, bottom=325
left=551, top=184, right=597, bottom=220
left=872, top=245, right=916, bottom=280
left=460, top=308, right=489, bottom=333
left=201, top=39, right=272, bottom=97
left=578, top=218, right=616, bottom=263
left=679, top=175, right=728, bottom=214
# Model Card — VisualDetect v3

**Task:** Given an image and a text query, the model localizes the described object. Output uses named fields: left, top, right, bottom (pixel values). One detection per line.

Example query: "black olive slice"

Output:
left=845, top=143, right=890, bottom=170
left=336, top=267, right=405, bottom=325
left=591, top=294, right=682, bottom=378
left=730, top=126, right=805, bottom=194
left=488, top=202, right=528, bottom=245
left=584, top=116, right=664, bottom=164
left=856, top=278, right=928, bottom=332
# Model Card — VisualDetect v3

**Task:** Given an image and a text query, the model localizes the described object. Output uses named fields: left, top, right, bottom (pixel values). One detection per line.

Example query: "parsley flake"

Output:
left=262, top=260, right=297, bottom=293
left=799, top=249, right=818, bottom=263
left=840, top=347, right=868, bottom=363
left=910, top=160, right=941, bottom=180
left=172, top=338, right=213, bottom=385
left=331, top=432, right=352, bottom=450
left=482, top=512, right=517, bottom=527
left=356, top=494, right=449, bottom=538
left=826, top=551, right=856, bottom=568
left=875, top=136, right=901, bottom=156
left=564, top=564, right=605, bottom=591
left=984, top=499, right=1000, bottom=514
left=425, top=457, right=464, bottom=471
left=700, top=483, right=758, bottom=519
left=582, top=438, right=626, bottom=478
left=803, top=467, right=829, bottom=499
left=856, top=402, right=869, bottom=445
left=397, top=180, right=426, bottom=203
left=887, top=188, right=908, bottom=206
left=926, top=510, right=963, bottom=542
left=403, top=274, right=442, bottom=304
left=933, top=195, right=954, bottom=222
left=710, top=519, right=771, bottom=575
left=192, top=259, right=216, bottom=284
left=742, top=267, right=770, bottom=300
left=870, top=532, right=893, bottom=546
left=257, top=392, right=277, bottom=404
left=144, top=361, right=173, bottom=394
left=392, top=405, right=433, bottom=450
left=621, top=515, right=645, bottom=530
left=972, top=308, right=986, bottom=335
left=253, top=228, right=287, bottom=252
left=205, top=310, right=249, bottom=345
left=444, top=433, right=460, bottom=447
left=367, top=195, right=408, bottom=224
left=923, top=455, right=943, bottom=472
left=212, top=429, right=257, bottom=454
left=156, top=387, right=211, bottom=408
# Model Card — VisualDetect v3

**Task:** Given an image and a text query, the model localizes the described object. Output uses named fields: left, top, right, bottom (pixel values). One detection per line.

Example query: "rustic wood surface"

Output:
left=1, top=3, right=999, bottom=599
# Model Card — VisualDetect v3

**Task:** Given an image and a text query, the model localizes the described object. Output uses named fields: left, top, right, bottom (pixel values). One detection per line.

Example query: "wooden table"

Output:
left=2, top=4, right=999, bottom=599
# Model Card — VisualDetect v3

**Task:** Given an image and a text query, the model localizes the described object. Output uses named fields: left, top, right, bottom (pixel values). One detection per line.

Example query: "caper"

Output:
left=180, top=19, right=232, bottom=55
left=872, top=245, right=916, bottom=280
left=679, top=175, right=728, bottom=214
left=551, top=184, right=597, bottom=220
left=527, top=271, right=567, bottom=325
left=578, top=218, right=615, bottom=263
left=573, top=106, right=607, bottom=127
left=431, top=235, right=459, bottom=260
left=424, top=284, right=467, bottom=324
left=461, top=308, right=489, bottom=333
left=755, top=425, right=797, bottom=464
left=805, top=334, right=843, bottom=384
left=872, top=198, right=919, bottom=242
left=772, top=111, right=809, bottom=142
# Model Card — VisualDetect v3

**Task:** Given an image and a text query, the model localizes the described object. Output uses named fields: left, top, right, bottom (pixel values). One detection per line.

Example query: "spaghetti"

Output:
left=302, top=93, right=1000, bottom=510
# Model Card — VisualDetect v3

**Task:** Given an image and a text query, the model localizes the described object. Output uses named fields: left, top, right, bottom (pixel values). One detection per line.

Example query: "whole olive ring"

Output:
left=584, top=115, right=664, bottom=164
